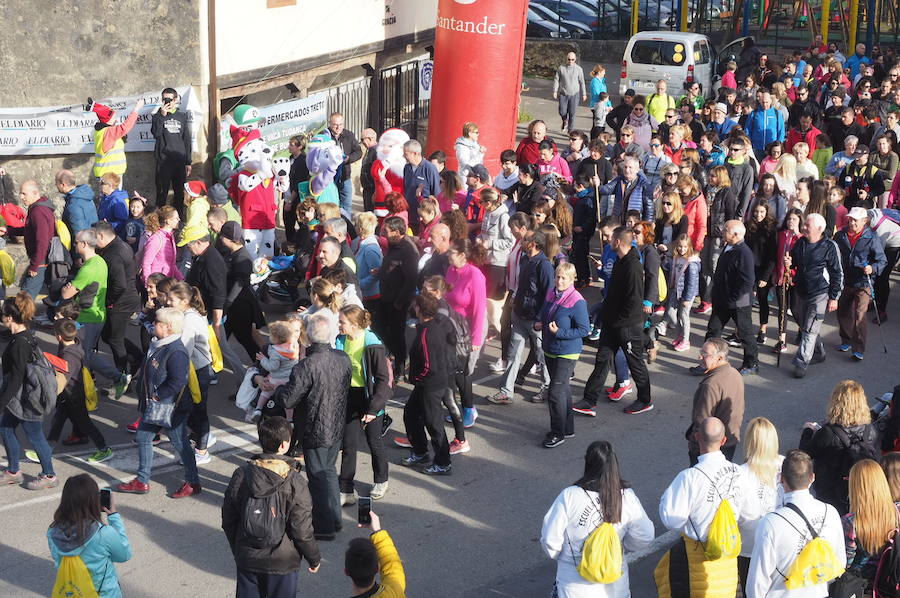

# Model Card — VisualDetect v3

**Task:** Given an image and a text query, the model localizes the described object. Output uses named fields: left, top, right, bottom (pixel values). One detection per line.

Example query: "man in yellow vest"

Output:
left=89, top=98, right=144, bottom=187
left=647, top=79, right=676, bottom=125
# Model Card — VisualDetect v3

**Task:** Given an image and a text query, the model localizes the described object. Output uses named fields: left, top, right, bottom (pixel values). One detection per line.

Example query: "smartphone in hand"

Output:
left=358, top=497, right=372, bottom=525
left=100, top=488, right=112, bottom=510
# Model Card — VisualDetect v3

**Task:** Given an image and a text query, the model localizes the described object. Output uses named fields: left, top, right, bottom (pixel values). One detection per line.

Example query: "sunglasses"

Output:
left=650, top=143, right=661, bottom=147
left=665, top=172, right=678, bottom=176
left=662, top=202, right=673, bottom=206
left=666, top=114, right=677, bottom=119
left=633, top=107, right=645, bottom=112
left=621, top=133, right=633, bottom=137
left=730, top=147, right=744, bottom=152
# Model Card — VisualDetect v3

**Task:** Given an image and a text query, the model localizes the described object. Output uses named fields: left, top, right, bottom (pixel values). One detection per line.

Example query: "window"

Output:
left=695, top=41, right=711, bottom=65
left=630, top=40, right=687, bottom=66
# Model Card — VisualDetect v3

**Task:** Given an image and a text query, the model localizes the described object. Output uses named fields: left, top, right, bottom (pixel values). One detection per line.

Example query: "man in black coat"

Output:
left=219, top=222, right=265, bottom=364
left=275, top=315, right=352, bottom=541
left=578, top=226, right=653, bottom=415
left=94, top=221, right=141, bottom=389
left=183, top=228, right=228, bottom=330
left=327, top=112, right=363, bottom=215
left=377, top=217, right=419, bottom=375
left=151, top=87, right=192, bottom=213
left=694, top=220, right=759, bottom=376
left=605, top=89, right=635, bottom=140
left=359, top=128, right=378, bottom=213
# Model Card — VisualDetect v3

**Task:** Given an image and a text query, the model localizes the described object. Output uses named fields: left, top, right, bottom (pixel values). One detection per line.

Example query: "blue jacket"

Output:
left=62, top=184, right=98, bottom=234
left=353, top=236, right=382, bottom=300
left=572, top=188, right=597, bottom=235
left=48, top=513, right=131, bottom=598
left=514, top=251, right=555, bottom=321
left=745, top=107, right=785, bottom=152
left=137, top=336, right=190, bottom=422
left=845, top=53, right=872, bottom=80
left=539, top=286, right=590, bottom=357
left=98, top=189, right=129, bottom=237
left=122, top=217, right=145, bottom=253
left=589, top=77, right=607, bottom=108
left=701, top=145, right=726, bottom=168
left=601, top=172, right=655, bottom=223
left=835, top=227, right=887, bottom=289
left=669, top=255, right=701, bottom=303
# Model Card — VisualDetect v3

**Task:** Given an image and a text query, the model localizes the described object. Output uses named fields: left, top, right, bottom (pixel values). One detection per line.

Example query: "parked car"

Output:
left=527, top=14, right=576, bottom=38
left=528, top=5, right=593, bottom=38
left=619, top=31, right=750, bottom=99
left=531, top=0, right=623, bottom=33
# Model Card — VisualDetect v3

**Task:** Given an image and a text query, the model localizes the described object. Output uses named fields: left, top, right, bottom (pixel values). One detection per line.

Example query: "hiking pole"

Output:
left=868, top=274, right=888, bottom=354
left=777, top=270, right=789, bottom=368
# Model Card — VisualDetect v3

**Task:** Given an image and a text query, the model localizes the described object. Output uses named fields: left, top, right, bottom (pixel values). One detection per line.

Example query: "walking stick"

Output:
left=593, top=164, right=601, bottom=221
left=777, top=264, right=791, bottom=368
left=868, top=274, right=889, bottom=354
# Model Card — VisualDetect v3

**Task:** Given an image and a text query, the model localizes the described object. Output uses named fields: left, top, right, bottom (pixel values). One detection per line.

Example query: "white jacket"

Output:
left=454, top=136, right=485, bottom=179
left=659, top=451, right=762, bottom=541
left=542, top=486, right=654, bottom=598
left=479, top=203, right=514, bottom=267
left=746, top=489, right=845, bottom=598
left=738, top=457, right=785, bottom=557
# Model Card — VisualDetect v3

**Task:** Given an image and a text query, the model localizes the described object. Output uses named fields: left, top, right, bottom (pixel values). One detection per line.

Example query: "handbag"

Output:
left=143, top=388, right=186, bottom=428
left=828, top=570, right=867, bottom=598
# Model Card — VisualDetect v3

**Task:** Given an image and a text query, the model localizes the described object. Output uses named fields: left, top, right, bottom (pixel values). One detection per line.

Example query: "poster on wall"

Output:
left=219, top=93, right=328, bottom=155
left=0, top=86, right=202, bottom=156
left=419, top=60, right=434, bottom=101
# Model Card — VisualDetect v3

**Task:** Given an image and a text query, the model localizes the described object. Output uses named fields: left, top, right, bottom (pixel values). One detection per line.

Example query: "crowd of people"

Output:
left=0, top=38, right=900, bottom=597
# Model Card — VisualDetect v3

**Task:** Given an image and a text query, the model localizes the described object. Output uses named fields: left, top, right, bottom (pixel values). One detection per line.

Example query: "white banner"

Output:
left=419, top=60, right=434, bottom=101
left=0, top=86, right=202, bottom=156
left=219, top=93, right=329, bottom=156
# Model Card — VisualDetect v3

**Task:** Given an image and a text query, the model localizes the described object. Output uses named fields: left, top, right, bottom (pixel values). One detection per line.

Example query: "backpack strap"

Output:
left=783, top=503, right=820, bottom=539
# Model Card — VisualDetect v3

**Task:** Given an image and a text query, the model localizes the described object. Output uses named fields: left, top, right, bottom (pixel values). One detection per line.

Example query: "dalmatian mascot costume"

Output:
left=370, top=127, right=410, bottom=219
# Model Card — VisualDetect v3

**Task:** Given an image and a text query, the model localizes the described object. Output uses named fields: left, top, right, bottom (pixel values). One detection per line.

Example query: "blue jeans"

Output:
left=236, top=568, right=298, bottom=598
left=135, top=419, right=198, bottom=485
left=546, top=356, right=577, bottom=437
left=338, top=178, right=353, bottom=215
left=303, top=444, right=341, bottom=535
left=19, top=266, right=47, bottom=298
left=80, top=321, right=122, bottom=383
left=0, top=412, right=54, bottom=476
left=501, top=313, right=549, bottom=396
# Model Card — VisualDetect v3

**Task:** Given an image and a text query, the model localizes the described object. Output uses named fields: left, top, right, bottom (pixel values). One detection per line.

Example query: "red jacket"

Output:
left=785, top=125, right=822, bottom=153
left=515, top=137, right=557, bottom=166
left=24, top=198, right=56, bottom=271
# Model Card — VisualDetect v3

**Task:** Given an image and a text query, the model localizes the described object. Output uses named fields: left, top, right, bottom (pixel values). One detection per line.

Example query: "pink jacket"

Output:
left=445, top=263, right=487, bottom=347
left=535, top=154, right=573, bottom=183
left=140, top=228, right=183, bottom=284
left=684, top=194, right=708, bottom=252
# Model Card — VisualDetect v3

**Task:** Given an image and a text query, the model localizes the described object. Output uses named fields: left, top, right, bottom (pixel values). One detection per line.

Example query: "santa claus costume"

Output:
left=370, top=128, right=410, bottom=221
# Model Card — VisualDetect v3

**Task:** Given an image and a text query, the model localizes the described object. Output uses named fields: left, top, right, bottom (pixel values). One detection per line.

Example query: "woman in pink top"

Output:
left=535, top=140, right=573, bottom=184
left=139, top=206, right=184, bottom=286
left=758, top=141, right=783, bottom=180
left=445, top=238, right=487, bottom=439
left=436, top=169, right=467, bottom=213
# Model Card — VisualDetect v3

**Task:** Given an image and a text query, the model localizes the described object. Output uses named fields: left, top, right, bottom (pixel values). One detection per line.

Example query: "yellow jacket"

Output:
left=370, top=530, right=406, bottom=597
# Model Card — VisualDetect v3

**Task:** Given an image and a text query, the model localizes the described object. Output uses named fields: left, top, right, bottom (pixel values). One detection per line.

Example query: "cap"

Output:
left=624, top=89, right=636, bottom=97
left=714, top=102, right=728, bottom=114
left=177, top=223, right=210, bottom=247
left=209, top=183, right=229, bottom=205
left=848, top=206, right=869, bottom=220
left=469, top=164, right=490, bottom=182
left=232, top=104, right=261, bottom=127
left=854, top=144, right=870, bottom=157
left=91, top=101, right=115, bottom=124
left=184, top=181, right=207, bottom=198
left=219, top=221, right=244, bottom=244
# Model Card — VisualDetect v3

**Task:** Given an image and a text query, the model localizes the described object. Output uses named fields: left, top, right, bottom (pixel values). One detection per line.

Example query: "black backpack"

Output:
left=874, top=530, right=900, bottom=598
left=441, top=306, right=471, bottom=373
left=239, top=467, right=287, bottom=549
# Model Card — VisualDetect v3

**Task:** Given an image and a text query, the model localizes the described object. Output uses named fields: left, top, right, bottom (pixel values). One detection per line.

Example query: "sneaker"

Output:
left=0, top=469, right=22, bottom=485
left=852, top=352, right=864, bottom=361
left=739, top=364, right=760, bottom=375
left=114, top=373, right=131, bottom=400
left=723, top=333, right=742, bottom=347
left=127, top=418, right=141, bottom=433
left=422, top=463, right=452, bottom=475
left=87, top=448, right=113, bottom=464
left=793, top=366, right=807, bottom=379
left=463, top=407, right=478, bottom=428
left=543, top=434, right=566, bottom=448
left=117, top=478, right=150, bottom=494
left=835, top=343, right=851, bottom=352
left=171, top=482, right=201, bottom=499
left=393, top=436, right=412, bottom=448
left=653, top=305, right=665, bottom=315
left=205, top=433, right=217, bottom=449
left=401, top=452, right=432, bottom=467
left=529, top=387, right=548, bottom=403
left=61, top=435, right=88, bottom=446
left=132, top=435, right=162, bottom=446
left=606, top=382, right=633, bottom=402
left=772, top=340, right=787, bottom=353
left=565, top=432, right=575, bottom=438
left=486, top=391, right=512, bottom=405
left=529, top=364, right=539, bottom=376
left=24, top=449, right=40, bottom=463
left=623, top=400, right=654, bottom=415
left=688, top=365, right=706, bottom=376
left=587, top=327, right=601, bottom=341
left=194, top=450, right=212, bottom=465
left=370, top=482, right=389, bottom=500
left=449, top=439, right=470, bottom=455
left=25, top=474, right=59, bottom=491
left=341, top=492, right=357, bottom=506
left=209, top=372, right=219, bottom=385
left=673, top=341, right=690, bottom=352
left=489, top=359, right=507, bottom=374
left=756, top=331, right=766, bottom=344
left=693, top=301, right=712, bottom=315
left=572, top=400, right=597, bottom=416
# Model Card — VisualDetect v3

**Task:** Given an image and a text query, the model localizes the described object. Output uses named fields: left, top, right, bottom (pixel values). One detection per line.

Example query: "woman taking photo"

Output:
left=117, top=308, right=200, bottom=499
left=541, top=441, right=654, bottom=596
left=842, top=459, right=899, bottom=586
left=745, top=200, right=777, bottom=344
left=49, top=474, right=131, bottom=597
left=0, top=292, right=58, bottom=490
left=139, top=206, right=183, bottom=287
left=799, top=379, right=879, bottom=514
left=335, top=305, right=391, bottom=502
left=537, top=263, right=589, bottom=448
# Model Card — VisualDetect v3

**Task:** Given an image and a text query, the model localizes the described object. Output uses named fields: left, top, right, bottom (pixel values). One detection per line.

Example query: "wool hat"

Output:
left=714, top=102, right=728, bottom=114
left=233, top=104, right=261, bottom=127
left=177, top=223, right=210, bottom=247
left=219, top=221, right=244, bottom=244
left=184, top=181, right=207, bottom=198
left=209, top=183, right=229, bottom=205
left=848, top=206, right=869, bottom=220
left=624, top=89, right=636, bottom=97
left=91, top=101, right=115, bottom=124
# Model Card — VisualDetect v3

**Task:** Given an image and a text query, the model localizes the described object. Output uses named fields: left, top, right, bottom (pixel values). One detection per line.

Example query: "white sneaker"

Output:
left=195, top=450, right=212, bottom=465
left=370, top=481, right=389, bottom=500
left=529, top=364, right=539, bottom=376
left=206, top=433, right=217, bottom=449
left=341, top=492, right=357, bottom=506
left=489, top=359, right=507, bottom=374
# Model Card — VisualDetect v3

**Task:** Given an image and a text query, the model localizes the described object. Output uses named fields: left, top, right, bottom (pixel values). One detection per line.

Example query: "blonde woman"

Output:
left=792, top=142, right=819, bottom=181
left=799, top=379, right=879, bottom=514
left=301, top=277, right=343, bottom=346
left=772, top=153, right=798, bottom=202
left=843, top=460, right=900, bottom=584
left=738, top=417, right=784, bottom=593
left=454, top=122, right=486, bottom=179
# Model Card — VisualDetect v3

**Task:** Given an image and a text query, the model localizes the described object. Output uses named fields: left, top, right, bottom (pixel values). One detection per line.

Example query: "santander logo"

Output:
left=453, top=0, right=477, bottom=3
left=438, top=0, right=509, bottom=35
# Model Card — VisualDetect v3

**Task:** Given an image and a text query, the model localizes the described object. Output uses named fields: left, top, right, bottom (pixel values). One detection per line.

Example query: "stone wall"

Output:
left=524, top=39, right=629, bottom=78
left=0, top=0, right=204, bottom=199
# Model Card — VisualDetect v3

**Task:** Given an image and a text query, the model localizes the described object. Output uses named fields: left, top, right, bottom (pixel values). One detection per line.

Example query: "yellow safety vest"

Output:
left=93, top=128, right=126, bottom=177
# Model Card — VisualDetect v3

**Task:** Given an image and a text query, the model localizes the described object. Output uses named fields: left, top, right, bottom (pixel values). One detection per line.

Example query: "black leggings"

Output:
left=48, top=396, right=106, bottom=450
left=187, top=365, right=213, bottom=450
left=102, top=310, right=135, bottom=373
left=339, top=388, right=389, bottom=492
left=225, top=304, right=261, bottom=361
left=756, top=283, right=771, bottom=327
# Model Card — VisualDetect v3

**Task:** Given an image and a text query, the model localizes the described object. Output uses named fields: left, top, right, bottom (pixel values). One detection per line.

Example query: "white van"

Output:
left=619, top=31, right=750, bottom=100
